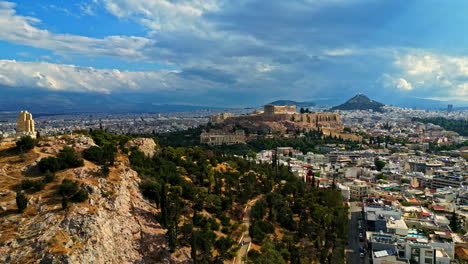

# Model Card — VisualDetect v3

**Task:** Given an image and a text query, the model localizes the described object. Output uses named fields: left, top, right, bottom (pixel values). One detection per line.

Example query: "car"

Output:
left=359, top=232, right=364, bottom=242
left=359, top=247, right=365, bottom=258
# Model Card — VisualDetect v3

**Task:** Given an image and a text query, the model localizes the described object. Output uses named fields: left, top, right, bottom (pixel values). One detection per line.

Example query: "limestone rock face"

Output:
left=125, top=138, right=158, bottom=157
left=16, top=110, right=35, bottom=134
left=37, top=135, right=96, bottom=154
left=0, top=167, right=179, bottom=264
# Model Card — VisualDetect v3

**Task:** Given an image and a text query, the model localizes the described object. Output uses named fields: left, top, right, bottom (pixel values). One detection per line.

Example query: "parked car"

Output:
left=359, top=247, right=365, bottom=258
left=359, top=232, right=364, bottom=242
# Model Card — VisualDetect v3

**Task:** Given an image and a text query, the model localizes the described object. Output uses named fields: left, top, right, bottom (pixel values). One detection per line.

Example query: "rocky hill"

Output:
left=331, top=94, right=385, bottom=112
left=0, top=135, right=188, bottom=264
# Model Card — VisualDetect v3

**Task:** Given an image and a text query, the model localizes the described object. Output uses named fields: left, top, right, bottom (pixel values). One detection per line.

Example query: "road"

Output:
left=346, top=202, right=369, bottom=264
left=232, top=196, right=262, bottom=264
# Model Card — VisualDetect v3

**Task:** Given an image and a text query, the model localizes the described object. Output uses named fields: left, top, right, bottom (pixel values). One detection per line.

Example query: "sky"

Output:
left=0, top=0, right=468, bottom=109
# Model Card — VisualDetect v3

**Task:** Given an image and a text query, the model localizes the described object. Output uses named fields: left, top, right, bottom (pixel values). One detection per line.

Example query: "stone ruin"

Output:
left=208, top=105, right=344, bottom=135
left=200, top=129, right=246, bottom=145
left=16, top=110, right=36, bottom=138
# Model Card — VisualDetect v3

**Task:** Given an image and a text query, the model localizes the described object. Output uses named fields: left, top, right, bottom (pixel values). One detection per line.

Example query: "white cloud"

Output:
left=395, top=78, right=412, bottom=91
left=0, top=1, right=154, bottom=61
left=454, top=83, right=468, bottom=97
left=78, top=1, right=97, bottom=16
left=0, top=60, right=181, bottom=93
left=256, top=64, right=274, bottom=73
left=324, top=48, right=354, bottom=56
left=101, top=0, right=220, bottom=32
left=381, top=74, right=412, bottom=91
left=389, top=51, right=468, bottom=101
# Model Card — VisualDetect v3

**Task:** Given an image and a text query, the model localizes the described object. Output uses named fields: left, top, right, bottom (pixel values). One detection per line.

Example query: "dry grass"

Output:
left=47, top=230, right=74, bottom=255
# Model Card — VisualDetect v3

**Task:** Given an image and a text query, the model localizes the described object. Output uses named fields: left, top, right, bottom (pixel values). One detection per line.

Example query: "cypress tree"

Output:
left=16, top=191, right=28, bottom=213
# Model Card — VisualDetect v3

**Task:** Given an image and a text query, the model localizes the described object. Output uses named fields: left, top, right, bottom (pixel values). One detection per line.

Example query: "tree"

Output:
left=300, top=108, right=305, bottom=114
left=215, top=236, right=235, bottom=261
left=62, top=196, right=69, bottom=210
left=374, top=158, right=386, bottom=171
left=16, top=136, right=35, bottom=152
left=83, top=144, right=116, bottom=165
left=58, top=179, right=89, bottom=203
left=20, top=179, right=44, bottom=193
left=44, top=172, right=56, bottom=183
left=38, top=147, right=84, bottom=173
left=450, top=210, right=461, bottom=233
left=16, top=191, right=28, bottom=213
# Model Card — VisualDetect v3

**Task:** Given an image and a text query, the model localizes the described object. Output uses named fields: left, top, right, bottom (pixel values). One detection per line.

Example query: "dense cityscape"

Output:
left=1, top=97, right=467, bottom=263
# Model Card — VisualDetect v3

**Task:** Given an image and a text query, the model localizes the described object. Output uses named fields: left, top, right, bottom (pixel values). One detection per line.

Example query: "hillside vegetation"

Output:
left=0, top=131, right=348, bottom=263
left=413, top=117, right=468, bottom=136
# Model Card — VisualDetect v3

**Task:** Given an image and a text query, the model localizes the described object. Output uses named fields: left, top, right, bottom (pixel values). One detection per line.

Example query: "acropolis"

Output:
left=208, top=104, right=344, bottom=135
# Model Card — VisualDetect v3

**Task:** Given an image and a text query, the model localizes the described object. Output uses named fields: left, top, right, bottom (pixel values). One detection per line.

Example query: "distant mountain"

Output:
left=331, top=94, right=385, bottom=112
left=377, top=96, right=446, bottom=109
left=0, top=87, right=221, bottom=113
left=268, top=100, right=316, bottom=108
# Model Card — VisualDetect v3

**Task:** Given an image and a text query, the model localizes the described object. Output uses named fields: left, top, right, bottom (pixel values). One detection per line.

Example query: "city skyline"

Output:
left=0, top=0, right=468, bottom=110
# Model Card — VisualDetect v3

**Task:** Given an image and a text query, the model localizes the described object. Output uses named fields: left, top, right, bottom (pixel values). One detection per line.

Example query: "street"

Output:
left=232, top=196, right=262, bottom=264
left=346, top=202, right=369, bottom=264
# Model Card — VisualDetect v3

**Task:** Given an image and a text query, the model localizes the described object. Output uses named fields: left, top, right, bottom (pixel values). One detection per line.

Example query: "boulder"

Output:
left=124, top=138, right=158, bottom=157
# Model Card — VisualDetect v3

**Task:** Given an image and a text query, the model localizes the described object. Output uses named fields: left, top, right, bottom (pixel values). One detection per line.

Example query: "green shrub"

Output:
left=57, top=147, right=84, bottom=168
left=70, top=189, right=89, bottom=203
left=58, top=179, right=88, bottom=203
left=100, top=166, right=110, bottom=177
left=38, top=157, right=60, bottom=173
left=83, top=144, right=116, bottom=165
left=58, top=179, right=79, bottom=197
left=38, top=147, right=84, bottom=173
left=16, top=191, right=28, bottom=213
left=16, top=136, right=35, bottom=152
left=44, top=172, right=56, bottom=183
left=20, top=179, right=45, bottom=193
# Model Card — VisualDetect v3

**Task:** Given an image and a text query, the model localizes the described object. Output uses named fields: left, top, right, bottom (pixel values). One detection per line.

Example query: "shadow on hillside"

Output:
left=131, top=206, right=170, bottom=263
left=0, top=208, right=18, bottom=217
left=22, top=166, right=43, bottom=178
left=0, top=147, right=20, bottom=158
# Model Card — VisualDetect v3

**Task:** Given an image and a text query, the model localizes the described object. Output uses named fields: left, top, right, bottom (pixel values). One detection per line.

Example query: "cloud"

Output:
left=78, top=1, right=97, bottom=16
left=1, top=0, right=467, bottom=106
left=101, top=0, right=220, bottom=32
left=386, top=51, right=468, bottom=100
left=395, top=78, right=412, bottom=91
left=324, top=48, right=354, bottom=56
left=0, top=1, right=154, bottom=61
left=0, top=60, right=179, bottom=93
